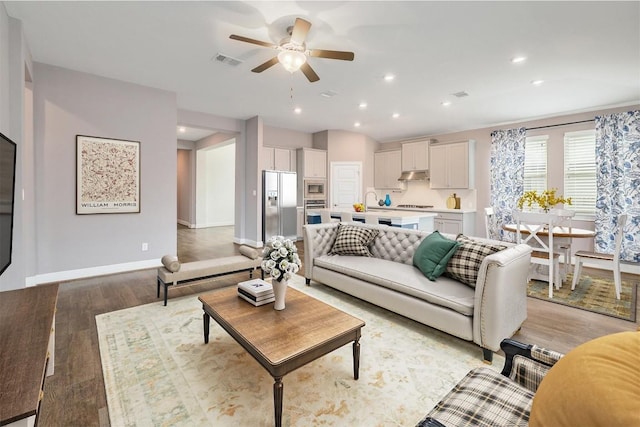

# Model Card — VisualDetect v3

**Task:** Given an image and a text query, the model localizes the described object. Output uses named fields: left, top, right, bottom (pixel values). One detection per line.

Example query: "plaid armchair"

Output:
left=417, top=339, right=564, bottom=427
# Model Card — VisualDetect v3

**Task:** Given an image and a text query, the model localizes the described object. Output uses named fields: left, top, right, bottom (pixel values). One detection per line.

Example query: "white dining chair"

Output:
left=364, top=213, right=379, bottom=224
left=572, top=213, right=628, bottom=299
left=549, top=208, right=576, bottom=281
left=320, top=211, right=336, bottom=223
left=514, top=210, right=562, bottom=298
left=484, top=207, right=499, bottom=240
left=341, top=212, right=353, bottom=222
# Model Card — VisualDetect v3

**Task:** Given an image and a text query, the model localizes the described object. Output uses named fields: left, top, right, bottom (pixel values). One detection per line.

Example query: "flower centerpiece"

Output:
left=517, top=189, right=572, bottom=212
left=261, top=235, right=301, bottom=310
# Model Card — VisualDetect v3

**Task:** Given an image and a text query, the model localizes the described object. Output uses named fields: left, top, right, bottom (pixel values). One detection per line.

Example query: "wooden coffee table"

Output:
left=199, top=285, right=365, bottom=427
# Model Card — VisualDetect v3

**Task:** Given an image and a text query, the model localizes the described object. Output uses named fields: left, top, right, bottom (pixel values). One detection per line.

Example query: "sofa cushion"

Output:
left=329, top=223, right=379, bottom=257
left=315, top=255, right=475, bottom=316
left=413, top=231, right=461, bottom=281
left=445, top=234, right=506, bottom=287
left=529, top=331, right=640, bottom=427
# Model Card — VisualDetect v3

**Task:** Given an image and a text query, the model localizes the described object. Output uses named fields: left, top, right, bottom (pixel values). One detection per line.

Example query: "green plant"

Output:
left=517, top=189, right=572, bottom=212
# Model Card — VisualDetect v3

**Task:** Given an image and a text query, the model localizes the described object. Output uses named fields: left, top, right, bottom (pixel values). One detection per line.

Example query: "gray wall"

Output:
left=0, top=7, right=34, bottom=290
left=176, top=148, right=192, bottom=226
left=32, top=63, right=177, bottom=278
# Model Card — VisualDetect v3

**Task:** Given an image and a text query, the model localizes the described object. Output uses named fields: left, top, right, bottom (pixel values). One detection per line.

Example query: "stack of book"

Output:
left=237, top=279, right=274, bottom=306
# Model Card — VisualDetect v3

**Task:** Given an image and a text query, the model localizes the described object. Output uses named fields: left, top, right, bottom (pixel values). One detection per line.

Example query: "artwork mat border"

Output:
left=76, top=135, right=141, bottom=215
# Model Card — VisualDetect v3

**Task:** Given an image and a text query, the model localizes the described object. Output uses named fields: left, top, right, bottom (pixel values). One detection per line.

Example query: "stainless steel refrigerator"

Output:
left=263, top=170, right=298, bottom=243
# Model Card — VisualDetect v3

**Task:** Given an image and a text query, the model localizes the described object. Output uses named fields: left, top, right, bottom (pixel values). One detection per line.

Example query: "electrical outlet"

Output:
left=142, top=243, right=149, bottom=251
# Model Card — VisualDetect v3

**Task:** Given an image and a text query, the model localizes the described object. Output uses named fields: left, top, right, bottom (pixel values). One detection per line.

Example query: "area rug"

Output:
left=96, top=275, right=503, bottom=427
left=528, top=273, right=637, bottom=322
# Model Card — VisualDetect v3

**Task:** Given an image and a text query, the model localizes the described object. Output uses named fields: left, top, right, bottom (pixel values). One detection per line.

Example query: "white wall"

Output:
left=30, top=63, right=177, bottom=282
left=195, top=142, right=235, bottom=227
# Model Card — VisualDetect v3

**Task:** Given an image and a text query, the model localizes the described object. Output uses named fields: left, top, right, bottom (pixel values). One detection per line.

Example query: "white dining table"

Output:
left=503, top=224, right=595, bottom=283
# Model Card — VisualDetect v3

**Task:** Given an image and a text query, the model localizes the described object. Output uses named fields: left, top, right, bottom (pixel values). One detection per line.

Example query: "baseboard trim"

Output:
left=25, top=259, right=162, bottom=286
left=194, top=221, right=234, bottom=229
left=233, top=237, right=262, bottom=248
left=177, top=219, right=193, bottom=228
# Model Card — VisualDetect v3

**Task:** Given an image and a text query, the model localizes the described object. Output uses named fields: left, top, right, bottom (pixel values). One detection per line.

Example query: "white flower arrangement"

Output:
left=261, top=235, right=301, bottom=282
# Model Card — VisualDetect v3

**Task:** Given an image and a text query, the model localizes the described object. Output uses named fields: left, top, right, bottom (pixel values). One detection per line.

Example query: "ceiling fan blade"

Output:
left=309, top=49, right=355, bottom=61
left=252, top=57, right=279, bottom=73
left=229, top=34, right=277, bottom=49
left=300, top=62, right=320, bottom=82
left=290, top=18, right=311, bottom=45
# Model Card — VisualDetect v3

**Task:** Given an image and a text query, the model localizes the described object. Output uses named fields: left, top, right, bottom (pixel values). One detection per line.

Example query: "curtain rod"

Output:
left=526, top=119, right=594, bottom=131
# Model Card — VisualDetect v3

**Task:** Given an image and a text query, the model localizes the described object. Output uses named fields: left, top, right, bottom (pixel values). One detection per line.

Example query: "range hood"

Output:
left=398, top=170, right=429, bottom=181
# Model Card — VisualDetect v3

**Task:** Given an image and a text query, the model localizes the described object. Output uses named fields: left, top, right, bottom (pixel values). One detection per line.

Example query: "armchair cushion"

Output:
left=418, top=367, right=533, bottom=427
left=529, top=331, right=640, bottom=427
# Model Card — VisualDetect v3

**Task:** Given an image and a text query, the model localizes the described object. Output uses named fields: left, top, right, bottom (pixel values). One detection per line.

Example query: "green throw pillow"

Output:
left=413, top=231, right=460, bottom=281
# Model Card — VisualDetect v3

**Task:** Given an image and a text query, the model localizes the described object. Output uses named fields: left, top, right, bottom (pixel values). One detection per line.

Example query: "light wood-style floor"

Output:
left=39, top=225, right=638, bottom=426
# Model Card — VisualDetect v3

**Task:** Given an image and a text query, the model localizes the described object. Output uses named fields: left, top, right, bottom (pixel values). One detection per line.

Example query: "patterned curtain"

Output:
left=490, top=128, right=526, bottom=241
left=595, top=110, right=640, bottom=262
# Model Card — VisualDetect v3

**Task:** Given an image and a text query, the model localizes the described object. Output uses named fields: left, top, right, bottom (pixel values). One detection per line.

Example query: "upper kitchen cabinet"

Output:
left=262, top=146, right=297, bottom=172
left=297, top=148, right=327, bottom=178
left=429, top=140, right=476, bottom=189
left=401, top=140, right=430, bottom=171
left=374, top=150, right=402, bottom=189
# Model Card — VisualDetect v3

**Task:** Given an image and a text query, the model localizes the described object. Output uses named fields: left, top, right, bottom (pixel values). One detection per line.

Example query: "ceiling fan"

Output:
left=229, top=17, right=354, bottom=83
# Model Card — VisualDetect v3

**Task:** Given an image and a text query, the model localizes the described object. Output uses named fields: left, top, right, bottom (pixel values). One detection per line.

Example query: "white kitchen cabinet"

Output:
left=432, top=210, right=476, bottom=235
left=262, top=147, right=296, bottom=172
left=374, top=150, right=402, bottom=189
left=401, top=140, right=429, bottom=171
left=297, top=148, right=327, bottom=178
left=262, top=147, right=275, bottom=170
left=429, top=140, right=475, bottom=189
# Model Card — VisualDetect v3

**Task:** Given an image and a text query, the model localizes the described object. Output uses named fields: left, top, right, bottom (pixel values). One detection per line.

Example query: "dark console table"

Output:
left=0, top=283, right=58, bottom=426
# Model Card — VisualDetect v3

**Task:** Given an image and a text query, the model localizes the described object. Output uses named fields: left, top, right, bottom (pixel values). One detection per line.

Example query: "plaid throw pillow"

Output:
left=445, top=234, right=506, bottom=287
left=329, top=224, right=379, bottom=257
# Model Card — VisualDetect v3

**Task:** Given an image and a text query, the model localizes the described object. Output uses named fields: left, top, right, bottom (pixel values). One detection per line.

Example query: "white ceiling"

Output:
left=5, top=1, right=639, bottom=142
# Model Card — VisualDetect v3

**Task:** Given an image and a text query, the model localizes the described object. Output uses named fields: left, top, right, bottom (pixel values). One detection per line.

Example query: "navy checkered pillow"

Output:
left=445, top=234, right=506, bottom=287
left=329, top=224, right=379, bottom=257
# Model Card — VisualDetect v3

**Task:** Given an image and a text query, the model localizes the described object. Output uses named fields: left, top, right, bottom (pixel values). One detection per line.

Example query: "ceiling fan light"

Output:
left=278, top=50, right=307, bottom=73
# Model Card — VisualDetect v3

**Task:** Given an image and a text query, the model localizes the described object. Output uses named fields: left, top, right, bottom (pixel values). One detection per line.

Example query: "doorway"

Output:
left=330, top=162, right=362, bottom=208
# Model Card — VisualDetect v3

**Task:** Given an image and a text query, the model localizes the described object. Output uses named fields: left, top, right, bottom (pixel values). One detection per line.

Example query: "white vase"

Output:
left=273, top=278, right=288, bottom=310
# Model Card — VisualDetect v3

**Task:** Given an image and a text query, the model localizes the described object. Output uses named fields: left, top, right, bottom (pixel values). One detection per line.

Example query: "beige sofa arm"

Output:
left=472, top=243, right=533, bottom=352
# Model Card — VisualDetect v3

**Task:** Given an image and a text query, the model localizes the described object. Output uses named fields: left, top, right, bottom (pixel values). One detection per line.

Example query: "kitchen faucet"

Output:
left=364, top=191, right=378, bottom=212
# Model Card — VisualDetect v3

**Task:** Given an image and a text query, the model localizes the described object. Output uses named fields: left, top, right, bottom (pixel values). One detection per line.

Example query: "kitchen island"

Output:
left=306, top=208, right=436, bottom=231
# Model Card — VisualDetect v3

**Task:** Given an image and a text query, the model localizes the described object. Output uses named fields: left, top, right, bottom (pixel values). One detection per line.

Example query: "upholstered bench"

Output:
left=157, top=246, right=262, bottom=306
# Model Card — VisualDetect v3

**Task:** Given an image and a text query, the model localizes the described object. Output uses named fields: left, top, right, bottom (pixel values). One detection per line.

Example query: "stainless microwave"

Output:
left=304, top=180, right=326, bottom=199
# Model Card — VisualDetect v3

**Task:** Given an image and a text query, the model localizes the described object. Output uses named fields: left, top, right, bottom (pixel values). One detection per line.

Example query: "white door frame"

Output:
left=330, top=161, right=362, bottom=208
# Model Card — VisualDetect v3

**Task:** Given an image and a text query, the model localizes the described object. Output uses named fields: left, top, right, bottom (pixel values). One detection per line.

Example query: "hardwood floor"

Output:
left=38, top=225, right=638, bottom=426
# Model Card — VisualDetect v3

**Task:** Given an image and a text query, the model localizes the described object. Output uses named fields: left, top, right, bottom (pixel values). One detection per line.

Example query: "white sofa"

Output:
left=303, top=222, right=533, bottom=362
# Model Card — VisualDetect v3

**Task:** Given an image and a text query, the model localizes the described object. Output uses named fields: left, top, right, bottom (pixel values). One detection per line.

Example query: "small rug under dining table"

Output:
left=527, top=273, right=637, bottom=322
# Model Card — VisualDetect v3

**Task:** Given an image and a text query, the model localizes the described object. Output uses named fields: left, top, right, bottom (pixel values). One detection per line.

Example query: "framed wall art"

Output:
left=76, top=135, right=140, bottom=214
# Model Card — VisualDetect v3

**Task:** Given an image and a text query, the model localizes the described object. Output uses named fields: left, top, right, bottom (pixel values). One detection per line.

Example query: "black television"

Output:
left=0, top=131, right=16, bottom=277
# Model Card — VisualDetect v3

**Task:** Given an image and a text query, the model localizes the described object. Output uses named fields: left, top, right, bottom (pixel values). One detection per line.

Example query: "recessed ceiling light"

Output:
left=392, top=113, right=400, bottom=119
left=511, top=56, right=527, bottom=63
left=178, top=126, right=186, bottom=133
left=383, top=74, right=395, bottom=82
left=359, top=102, right=368, bottom=109
left=441, top=101, right=452, bottom=107
left=531, top=79, right=544, bottom=86
left=293, top=107, right=302, bottom=114
left=354, top=122, right=361, bottom=127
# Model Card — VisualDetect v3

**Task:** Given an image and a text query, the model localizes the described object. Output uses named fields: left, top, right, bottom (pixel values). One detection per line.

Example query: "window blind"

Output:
left=524, top=135, right=548, bottom=193
left=564, top=130, right=596, bottom=216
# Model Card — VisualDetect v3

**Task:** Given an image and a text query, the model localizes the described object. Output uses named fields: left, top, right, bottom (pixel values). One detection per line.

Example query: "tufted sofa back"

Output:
left=304, top=222, right=437, bottom=267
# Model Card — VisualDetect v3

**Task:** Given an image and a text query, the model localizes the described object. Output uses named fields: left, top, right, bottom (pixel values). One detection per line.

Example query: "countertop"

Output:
left=368, top=206, right=477, bottom=214
left=306, top=208, right=436, bottom=227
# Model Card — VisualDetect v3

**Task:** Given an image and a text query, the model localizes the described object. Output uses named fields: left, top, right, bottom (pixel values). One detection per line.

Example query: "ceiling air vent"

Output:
left=213, top=53, right=243, bottom=67
left=452, top=91, right=469, bottom=98
left=320, top=90, right=339, bottom=98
